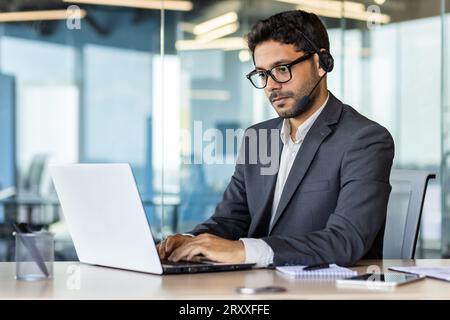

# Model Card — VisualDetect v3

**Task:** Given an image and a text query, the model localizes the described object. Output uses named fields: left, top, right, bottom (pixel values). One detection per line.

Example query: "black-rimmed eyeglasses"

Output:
left=246, top=52, right=314, bottom=89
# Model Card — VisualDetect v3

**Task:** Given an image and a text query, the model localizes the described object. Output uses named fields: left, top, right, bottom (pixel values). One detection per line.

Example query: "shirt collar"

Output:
left=280, top=92, right=329, bottom=145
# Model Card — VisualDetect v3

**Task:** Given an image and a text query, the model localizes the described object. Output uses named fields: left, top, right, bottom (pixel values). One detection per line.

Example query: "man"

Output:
left=158, top=10, right=394, bottom=267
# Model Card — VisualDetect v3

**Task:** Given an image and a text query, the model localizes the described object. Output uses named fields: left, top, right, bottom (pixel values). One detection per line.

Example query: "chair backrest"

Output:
left=22, top=154, right=48, bottom=193
left=383, top=169, right=436, bottom=259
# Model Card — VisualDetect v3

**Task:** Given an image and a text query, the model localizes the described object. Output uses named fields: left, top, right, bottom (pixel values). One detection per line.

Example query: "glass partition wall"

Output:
left=0, top=0, right=448, bottom=260
left=0, top=3, right=162, bottom=260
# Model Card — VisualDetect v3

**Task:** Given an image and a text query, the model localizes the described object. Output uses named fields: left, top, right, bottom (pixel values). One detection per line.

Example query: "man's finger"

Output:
left=167, top=244, right=189, bottom=262
left=187, top=247, right=204, bottom=261
left=158, top=240, right=166, bottom=259
left=170, top=235, right=211, bottom=261
left=169, top=243, right=198, bottom=262
left=165, top=237, right=178, bottom=252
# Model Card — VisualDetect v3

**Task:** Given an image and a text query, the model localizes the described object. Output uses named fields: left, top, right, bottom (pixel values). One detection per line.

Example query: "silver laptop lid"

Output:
left=49, top=163, right=163, bottom=274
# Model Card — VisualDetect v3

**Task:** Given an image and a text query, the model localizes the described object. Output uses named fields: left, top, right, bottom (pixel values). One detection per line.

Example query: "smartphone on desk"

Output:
left=336, top=273, right=425, bottom=288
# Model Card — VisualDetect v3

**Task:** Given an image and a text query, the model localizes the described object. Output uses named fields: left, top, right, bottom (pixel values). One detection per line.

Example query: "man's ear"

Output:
left=314, top=52, right=326, bottom=77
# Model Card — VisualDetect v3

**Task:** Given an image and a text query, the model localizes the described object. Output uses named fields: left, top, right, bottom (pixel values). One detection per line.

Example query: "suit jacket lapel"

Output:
left=248, top=119, right=283, bottom=236
left=268, top=93, right=343, bottom=234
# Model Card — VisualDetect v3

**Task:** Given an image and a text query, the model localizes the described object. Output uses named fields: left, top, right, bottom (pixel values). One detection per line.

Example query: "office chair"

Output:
left=22, top=154, right=48, bottom=194
left=177, top=159, right=221, bottom=233
left=383, top=169, right=436, bottom=259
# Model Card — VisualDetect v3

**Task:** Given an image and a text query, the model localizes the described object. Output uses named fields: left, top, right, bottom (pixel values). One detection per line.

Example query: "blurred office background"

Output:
left=0, top=0, right=449, bottom=261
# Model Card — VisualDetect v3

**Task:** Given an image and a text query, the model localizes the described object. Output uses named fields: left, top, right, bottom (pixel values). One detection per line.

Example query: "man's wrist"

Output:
left=237, top=240, right=246, bottom=263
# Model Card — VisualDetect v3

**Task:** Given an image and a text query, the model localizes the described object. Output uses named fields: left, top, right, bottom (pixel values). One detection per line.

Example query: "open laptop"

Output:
left=49, top=163, right=254, bottom=275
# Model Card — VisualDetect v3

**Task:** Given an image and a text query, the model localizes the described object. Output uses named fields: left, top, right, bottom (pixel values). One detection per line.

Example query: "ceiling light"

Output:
left=275, top=0, right=390, bottom=24
left=63, top=0, right=193, bottom=11
left=239, top=50, right=251, bottom=62
left=193, top=11, right=238, bottom=35
left=195, top=22, right=239, bottom=43
left=179, top=22, right=195, bottom=33
left=175, top=37, right=247, bottom=51
left=0, top=9, right=86, bottom=22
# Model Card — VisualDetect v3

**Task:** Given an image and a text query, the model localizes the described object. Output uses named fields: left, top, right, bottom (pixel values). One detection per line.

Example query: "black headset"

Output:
left=289, top=30, right=334, bottom=113
left=299, top=30, right=334, bottom=73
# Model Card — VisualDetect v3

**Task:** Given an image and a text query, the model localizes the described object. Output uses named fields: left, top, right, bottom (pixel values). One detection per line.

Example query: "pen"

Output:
left=303, top=263, right=330, bottom=271
left=13, top=223, right=49, bottom=277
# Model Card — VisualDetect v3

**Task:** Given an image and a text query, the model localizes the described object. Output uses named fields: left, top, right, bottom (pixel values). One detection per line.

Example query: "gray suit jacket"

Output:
left=190, top=92, right=395, bottom=266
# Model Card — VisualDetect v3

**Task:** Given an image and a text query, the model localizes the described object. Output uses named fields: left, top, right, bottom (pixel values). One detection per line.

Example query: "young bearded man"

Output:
left=157, top=10, right=394, bottom=267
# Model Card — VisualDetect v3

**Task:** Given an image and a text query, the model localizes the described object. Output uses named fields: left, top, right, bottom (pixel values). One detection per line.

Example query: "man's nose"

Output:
left=266, top=75, right=282, bottom=92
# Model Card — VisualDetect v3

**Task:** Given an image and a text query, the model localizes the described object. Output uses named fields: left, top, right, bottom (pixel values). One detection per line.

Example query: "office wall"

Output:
left=0, top=74, right=15, bottom=191
left=0, top=74, right=16, bottom=223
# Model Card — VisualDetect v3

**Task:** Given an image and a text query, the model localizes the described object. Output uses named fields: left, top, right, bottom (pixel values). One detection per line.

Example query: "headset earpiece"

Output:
left=318, top=51, right=334, bottom=73
left=299, top=30, right=334, bottom=73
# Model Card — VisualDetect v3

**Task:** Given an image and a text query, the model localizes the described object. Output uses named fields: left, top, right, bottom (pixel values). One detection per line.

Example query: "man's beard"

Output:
left=270, top=72, right=321, bottom=119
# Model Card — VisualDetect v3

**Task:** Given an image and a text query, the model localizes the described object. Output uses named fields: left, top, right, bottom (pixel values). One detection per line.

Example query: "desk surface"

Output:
left=1, top=260, right=449, bottom=300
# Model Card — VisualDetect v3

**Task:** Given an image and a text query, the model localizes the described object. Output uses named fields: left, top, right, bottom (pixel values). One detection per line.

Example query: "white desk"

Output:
left=0, top=260, right=449, bottom=300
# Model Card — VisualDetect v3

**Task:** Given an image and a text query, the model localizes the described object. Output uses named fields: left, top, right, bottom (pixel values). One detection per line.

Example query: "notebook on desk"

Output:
left=276, top=264, right=357, bottom=279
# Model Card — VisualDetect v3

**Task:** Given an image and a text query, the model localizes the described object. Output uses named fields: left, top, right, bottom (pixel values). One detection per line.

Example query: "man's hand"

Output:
left=157, top=234, right=192, bottom=260
left=167, top=233, right=245, bottom=264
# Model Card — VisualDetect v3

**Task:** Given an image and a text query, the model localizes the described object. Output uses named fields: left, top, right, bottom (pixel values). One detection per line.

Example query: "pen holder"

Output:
left=14, top=231, right=54, bottom=281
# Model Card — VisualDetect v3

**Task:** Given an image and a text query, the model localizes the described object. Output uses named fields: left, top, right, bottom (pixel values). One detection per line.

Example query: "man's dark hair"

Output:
left=246, top=10, right=330, bottom=55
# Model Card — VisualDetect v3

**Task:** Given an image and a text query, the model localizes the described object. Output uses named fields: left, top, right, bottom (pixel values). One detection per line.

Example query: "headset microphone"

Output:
left=296, top=31, right=334, bottom=112
left=297, top=73, right=327, bottom=111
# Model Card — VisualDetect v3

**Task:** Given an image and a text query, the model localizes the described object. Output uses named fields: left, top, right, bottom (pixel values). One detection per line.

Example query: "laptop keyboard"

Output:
left=161, top=259, right=255, bottom=274
left=161, top=260, right=211, bottom=267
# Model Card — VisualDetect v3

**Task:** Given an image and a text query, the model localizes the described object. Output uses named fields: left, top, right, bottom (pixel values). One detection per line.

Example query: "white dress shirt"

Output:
left=240, top=94, right=329, bottom=267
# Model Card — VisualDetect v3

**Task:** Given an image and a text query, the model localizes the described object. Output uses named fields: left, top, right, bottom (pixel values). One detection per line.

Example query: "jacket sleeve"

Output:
left=262, top=124, right=395, bottom=266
